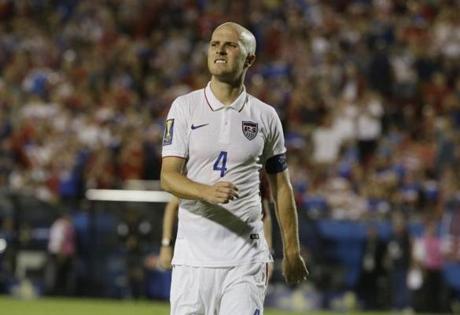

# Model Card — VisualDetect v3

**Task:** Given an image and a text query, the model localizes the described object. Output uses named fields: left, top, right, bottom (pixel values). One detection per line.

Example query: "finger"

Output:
left=214, top=197, right=229, bottom=204
left=215, top=191, right=232, bottom=200
left=220, top=196, right=232, bottom=204
left=210, top=194, right=228, bottom=204
left=230, top=191, right=239, bottom=199
left=217, top=182, right=239, bottom=192
left=300, top=271, right=308, bottom=281
left=222, top=187, right=239, bottom=197
left=286, top=270, right=307, bottom=284
left=216, top=181, right=234, bottom=188
left=215, top=194, right=233, bottom=204
left=216, top=186, right=233, bottom=194
left=216, top=188, right=238, bottom=200
left=216, top=185, right=238, bottom=193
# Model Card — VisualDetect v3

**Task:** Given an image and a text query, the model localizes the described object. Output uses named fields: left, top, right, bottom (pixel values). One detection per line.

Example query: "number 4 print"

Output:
left=213, top=151, right=228, bottom=177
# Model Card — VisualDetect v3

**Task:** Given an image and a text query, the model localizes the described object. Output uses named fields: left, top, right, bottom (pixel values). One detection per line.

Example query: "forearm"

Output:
left=274, top=183, right=301, bottom=256
left=161, top=171, right=209, bottom=201
left=162, top=198, right=179, bottom=240
left=161, top=157, right=238, bottom=204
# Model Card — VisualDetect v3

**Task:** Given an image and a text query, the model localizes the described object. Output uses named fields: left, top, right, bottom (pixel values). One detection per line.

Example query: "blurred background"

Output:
left=0, top=0, right=459, bottom=313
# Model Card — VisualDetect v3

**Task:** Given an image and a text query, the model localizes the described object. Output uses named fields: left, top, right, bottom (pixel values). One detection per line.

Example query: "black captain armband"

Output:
left=265, top=153, right=288, bottom=174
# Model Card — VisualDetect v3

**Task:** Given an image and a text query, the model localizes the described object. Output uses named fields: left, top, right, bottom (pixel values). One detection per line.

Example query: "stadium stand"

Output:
left=0, top=0, right=459, bottom=312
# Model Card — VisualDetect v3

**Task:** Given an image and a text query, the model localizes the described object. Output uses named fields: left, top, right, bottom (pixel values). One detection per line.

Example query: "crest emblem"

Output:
left=242, top=121, right=258, bottom=140
left=162, top=119, right=174, bottom=146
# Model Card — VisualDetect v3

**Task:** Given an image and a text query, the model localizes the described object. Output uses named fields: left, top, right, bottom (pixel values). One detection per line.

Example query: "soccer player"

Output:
left=161, top=21, right=308, bottom=315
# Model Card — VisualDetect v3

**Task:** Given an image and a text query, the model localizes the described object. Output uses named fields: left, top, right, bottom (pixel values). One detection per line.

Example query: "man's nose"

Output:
left=216, top=46, right=226, bottom=54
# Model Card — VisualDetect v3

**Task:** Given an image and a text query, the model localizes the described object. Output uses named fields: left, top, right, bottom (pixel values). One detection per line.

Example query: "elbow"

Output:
left=160, top=171, right=171, bottom=192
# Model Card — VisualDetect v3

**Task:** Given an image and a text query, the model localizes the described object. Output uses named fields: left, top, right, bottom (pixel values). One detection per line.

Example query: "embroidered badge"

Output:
left=242, top=121, right=258, bottom=140
left=162, top=119, right=174, bottom=146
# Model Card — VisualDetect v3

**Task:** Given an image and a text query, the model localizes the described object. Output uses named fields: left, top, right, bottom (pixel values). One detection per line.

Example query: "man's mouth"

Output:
left=215, top=59, right=227, bottom=64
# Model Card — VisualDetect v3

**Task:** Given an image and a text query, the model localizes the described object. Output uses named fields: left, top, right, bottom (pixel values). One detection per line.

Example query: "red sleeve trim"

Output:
left=162, top=155, right=187, bottom=160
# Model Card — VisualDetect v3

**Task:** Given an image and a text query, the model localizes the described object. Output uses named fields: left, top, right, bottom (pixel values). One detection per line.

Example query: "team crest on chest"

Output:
left=242, top=121, right=258, bottom=140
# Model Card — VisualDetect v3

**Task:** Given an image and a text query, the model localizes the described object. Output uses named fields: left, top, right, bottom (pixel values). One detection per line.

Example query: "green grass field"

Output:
left=0, top=296, right=395, bottom=315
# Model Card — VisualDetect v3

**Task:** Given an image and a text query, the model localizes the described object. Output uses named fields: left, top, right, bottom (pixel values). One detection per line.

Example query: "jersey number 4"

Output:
left=213, top=151, right=228, bottom=177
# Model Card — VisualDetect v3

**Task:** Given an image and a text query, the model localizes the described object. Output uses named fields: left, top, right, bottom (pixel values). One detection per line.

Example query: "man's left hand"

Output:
left=282, top=253, right=309, bottom=285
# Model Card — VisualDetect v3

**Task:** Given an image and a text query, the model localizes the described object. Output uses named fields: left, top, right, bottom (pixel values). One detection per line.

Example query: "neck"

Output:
left=209, top=77, right=244, bottom=106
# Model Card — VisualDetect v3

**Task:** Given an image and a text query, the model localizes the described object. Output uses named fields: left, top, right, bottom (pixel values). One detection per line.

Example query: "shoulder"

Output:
left=247, top=94, right=279, bottom=117
left=173, top=88, right=204, bottom=106
left=247, top=94, right=281, bottom=126
left=170, top=88, right=205, bottom=114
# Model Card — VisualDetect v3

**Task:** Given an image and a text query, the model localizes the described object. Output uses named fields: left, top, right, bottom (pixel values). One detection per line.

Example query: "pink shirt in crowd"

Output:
left=423, top=236, right=443, bottom=270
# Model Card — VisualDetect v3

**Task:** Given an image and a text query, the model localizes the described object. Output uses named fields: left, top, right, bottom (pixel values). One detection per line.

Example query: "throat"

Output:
left=210, top=79, right=244, bottom=106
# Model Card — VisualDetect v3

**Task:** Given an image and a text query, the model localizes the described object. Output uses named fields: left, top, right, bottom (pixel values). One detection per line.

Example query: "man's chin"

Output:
left=210, top=71, right=238, bottom=83
left=210, top=68, right=229, bottom=76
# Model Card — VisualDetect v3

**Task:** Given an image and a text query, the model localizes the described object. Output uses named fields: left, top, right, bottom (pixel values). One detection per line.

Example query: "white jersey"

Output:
left=162, top=82, right=286, bottom=267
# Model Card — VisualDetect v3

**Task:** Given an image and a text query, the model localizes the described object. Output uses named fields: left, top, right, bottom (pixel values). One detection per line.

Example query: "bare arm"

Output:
left=161, top=157, right=239, bottom=204
left=268, top=169, right=308, bottom=284
left=159, top=196, right=179, bottom=269
left=161, top=196, right=179, bottom=243
left=268, top=170, right=301, bottom=256
left=161, top=156, right=208, bottom=200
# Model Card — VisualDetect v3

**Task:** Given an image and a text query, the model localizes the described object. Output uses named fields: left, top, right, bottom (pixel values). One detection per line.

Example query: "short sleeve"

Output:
left=161, top=97, right=189, bottom=158
left=262, top=108, right=286, bottom=163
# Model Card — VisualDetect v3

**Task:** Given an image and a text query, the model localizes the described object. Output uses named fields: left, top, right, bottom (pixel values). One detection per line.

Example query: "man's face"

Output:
left=207, top=26, right=248, bottom=82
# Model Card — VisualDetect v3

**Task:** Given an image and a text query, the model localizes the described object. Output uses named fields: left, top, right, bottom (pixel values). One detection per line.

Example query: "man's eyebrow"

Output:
left=210, top=40, right=239, bottom=45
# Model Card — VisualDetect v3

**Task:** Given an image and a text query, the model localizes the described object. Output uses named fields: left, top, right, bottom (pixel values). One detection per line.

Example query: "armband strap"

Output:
left=265, top=153, right=288, bottom=174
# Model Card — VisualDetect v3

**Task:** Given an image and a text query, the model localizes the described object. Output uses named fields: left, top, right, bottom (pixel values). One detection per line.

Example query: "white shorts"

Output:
left=170, top=263, right=268, bottom=315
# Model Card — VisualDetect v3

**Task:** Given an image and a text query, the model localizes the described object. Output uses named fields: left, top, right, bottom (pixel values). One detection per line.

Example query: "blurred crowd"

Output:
left=0, top=0, right=459, bottom=310
left=0, top=0, right=459, bottom=232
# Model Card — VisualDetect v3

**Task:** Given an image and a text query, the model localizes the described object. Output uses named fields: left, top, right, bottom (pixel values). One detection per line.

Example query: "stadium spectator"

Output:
left=357, top=224, right=388, bottom=310
left=386, top=211, right=412, bottom=311
left=412, top=219, right=449, bottom=313
left=117, top=209, right=152, bottom=299
left=45, top=212, right=76, bottom=296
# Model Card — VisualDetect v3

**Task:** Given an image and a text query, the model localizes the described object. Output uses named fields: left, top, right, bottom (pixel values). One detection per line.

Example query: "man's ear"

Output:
left=245, top=54, right=256, bottom=68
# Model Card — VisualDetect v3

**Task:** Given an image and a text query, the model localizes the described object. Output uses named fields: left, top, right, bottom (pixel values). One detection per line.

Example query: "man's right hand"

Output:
left=159, top=246, right=173, bottom=269
left=201, top=181, right=239, bottom=204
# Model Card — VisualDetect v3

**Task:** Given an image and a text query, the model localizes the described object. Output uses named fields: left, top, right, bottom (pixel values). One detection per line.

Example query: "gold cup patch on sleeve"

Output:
left=162, top=119, right=174, bottom=146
